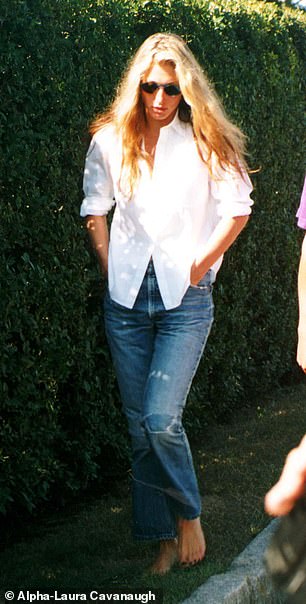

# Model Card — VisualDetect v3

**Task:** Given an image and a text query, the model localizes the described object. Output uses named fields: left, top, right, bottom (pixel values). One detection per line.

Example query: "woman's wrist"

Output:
left=190, top=258, right=209, bottom=285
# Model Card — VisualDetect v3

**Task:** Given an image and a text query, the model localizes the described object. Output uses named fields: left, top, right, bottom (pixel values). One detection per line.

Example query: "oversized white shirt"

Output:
left=81, top=113, right=253, bottom=310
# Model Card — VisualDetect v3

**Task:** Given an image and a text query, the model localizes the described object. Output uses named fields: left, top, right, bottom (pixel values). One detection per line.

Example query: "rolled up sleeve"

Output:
left=80, top=133, right=115, bottom=217
left=210, top=160, right=253, bottom=219
left=296, top=176, right=306, bottom=229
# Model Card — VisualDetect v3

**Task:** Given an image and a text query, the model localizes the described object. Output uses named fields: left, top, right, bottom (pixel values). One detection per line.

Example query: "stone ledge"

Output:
left=182, top=520, right=284, bottom=604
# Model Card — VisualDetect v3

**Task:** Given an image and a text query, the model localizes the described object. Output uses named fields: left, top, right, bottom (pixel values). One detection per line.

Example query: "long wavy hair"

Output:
left=90, top=32, right=248, bottom=194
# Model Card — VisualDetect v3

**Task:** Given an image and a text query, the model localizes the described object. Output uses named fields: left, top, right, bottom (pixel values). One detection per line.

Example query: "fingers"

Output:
left=296, top=339, right=306, bottom=373
left=265, top=435, right=306, bottom=516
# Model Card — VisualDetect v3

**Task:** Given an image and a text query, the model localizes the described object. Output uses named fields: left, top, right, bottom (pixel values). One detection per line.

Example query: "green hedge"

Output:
left=0, top=0, right=305, bottom=515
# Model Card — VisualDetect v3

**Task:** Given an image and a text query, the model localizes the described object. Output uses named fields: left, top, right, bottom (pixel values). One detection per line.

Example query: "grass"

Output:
left=0, top=380, right=306, bottom=603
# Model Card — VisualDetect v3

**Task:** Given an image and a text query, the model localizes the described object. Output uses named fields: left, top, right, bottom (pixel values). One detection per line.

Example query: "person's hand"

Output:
left=265, top=435, right=306, bottom=516
left=190, top=260, right=206, bottom=286
left=297, top=330, right=306, bottom=373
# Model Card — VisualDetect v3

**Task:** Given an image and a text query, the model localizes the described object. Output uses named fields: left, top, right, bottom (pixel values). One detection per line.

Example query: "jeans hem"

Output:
left=133, top=532, right=177, bottom=542
left=177, top=512, right=201, bottom=521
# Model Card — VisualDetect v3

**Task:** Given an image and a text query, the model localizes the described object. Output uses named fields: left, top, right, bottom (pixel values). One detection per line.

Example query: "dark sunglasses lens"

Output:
left=141, top=82, right=158, bottom=94
left=164, top=84, right=181, bottom=96
left=141, top=82, right=181, bottom=96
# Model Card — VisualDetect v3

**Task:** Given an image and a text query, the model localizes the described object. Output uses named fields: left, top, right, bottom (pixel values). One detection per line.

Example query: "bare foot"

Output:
left=178, top=517, right=206, bottom=566
left=149, top=539, right=178, bottom=575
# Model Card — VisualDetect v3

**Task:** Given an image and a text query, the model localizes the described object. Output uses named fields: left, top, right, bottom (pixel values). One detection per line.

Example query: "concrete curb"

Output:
left=182, top=520, right=285, bottom=603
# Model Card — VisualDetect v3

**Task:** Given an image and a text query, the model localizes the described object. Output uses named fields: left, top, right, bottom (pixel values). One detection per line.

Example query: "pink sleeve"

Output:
left=297, top=176, right=306, bottom=229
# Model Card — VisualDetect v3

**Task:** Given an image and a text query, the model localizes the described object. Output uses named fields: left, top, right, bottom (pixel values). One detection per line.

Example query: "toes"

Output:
left=180, top=558, right=202, bottom=569
left=179, top=548, right=206, bottom=567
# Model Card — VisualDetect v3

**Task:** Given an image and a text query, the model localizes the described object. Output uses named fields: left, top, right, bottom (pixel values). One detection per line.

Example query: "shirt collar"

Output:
left=159, top=110, right=189, bottom=138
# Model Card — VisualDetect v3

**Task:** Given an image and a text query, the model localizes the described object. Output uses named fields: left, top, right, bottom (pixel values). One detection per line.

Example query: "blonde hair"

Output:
left=90, top=32, right=248, bottom=194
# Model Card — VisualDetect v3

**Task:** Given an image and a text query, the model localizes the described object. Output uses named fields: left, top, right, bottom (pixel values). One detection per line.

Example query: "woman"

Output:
left=81, top=32, right=253, bottom=574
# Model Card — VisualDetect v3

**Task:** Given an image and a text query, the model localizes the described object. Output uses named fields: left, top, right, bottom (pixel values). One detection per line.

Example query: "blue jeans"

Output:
left=103, top=261, right=214, bottom=541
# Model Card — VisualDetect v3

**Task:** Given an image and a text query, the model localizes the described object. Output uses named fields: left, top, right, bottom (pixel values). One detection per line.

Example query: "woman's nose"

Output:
left=155, top=87, right=166, bottom=103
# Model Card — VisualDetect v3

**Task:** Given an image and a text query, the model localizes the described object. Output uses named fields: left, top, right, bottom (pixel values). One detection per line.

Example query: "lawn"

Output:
left=0, top=380, right=305, bottom=603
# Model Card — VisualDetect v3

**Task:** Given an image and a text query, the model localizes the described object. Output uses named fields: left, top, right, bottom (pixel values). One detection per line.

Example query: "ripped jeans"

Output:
left=103, top=261, right=214, bottom=541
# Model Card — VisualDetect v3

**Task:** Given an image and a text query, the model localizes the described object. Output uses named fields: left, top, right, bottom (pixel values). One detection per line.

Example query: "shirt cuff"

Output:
left=80, top=196, right=114, bottom=217
left=217, top=198, right=253, bottom=218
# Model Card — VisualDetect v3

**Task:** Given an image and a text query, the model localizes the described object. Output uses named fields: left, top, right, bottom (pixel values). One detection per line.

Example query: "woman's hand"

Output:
left=190, top=260, right=206, bottom=286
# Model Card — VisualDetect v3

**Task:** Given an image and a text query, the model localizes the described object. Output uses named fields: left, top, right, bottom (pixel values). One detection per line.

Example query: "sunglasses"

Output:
left=140, top=81, right=181, bottom=96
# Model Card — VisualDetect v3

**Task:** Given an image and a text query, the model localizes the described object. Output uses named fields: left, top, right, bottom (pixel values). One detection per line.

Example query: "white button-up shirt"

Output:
left=81, top=113, right=253, bottom=310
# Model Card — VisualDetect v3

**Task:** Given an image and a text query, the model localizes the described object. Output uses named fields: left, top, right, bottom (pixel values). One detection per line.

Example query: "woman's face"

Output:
left=141, top=62, right=181, bottom=127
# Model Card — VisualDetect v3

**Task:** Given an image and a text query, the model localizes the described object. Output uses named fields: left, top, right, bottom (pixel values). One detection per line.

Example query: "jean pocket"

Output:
left=105, top=292, right=127, bottom=310
left=190, top=269, right=214, bottom=292
left=190, top=282, right=212, bottom=292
